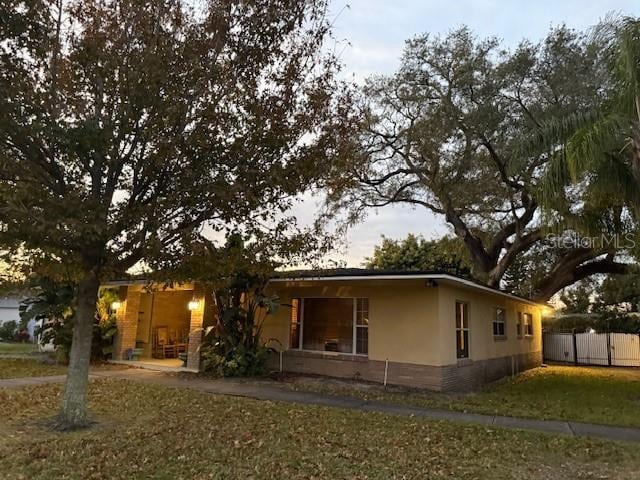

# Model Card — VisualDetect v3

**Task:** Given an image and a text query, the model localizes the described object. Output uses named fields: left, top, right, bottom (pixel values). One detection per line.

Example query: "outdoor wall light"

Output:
left=111, top=301, right=122, bottom=311
left=188, top=300, right=200, bottom=311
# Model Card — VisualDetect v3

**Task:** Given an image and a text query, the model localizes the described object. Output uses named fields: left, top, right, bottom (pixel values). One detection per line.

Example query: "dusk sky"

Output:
left=303, top=0, right=640, bottom=267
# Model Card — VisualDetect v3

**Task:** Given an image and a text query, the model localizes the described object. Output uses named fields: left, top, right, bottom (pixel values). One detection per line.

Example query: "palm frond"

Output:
left=565, top=113, right=631, bottom=180
left=508, top=110, right=599, bottom=176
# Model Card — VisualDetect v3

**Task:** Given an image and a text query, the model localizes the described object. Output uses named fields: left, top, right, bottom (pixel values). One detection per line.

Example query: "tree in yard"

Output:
left=535, top=17, right=640, bottom=212
left=526, top=17, right=640, bottom=283
left=0, top=0, right=348, bottom=428
left=329, top=28, right=640, bottom=299
left=325, top=25, right=636, bottom=301
left=594, top=273, right=640, bottom=313
left=365, top=234, right=472, bottom=276
left=501, top=239, right=556, bottom=298
left=559, top=280, right=595, bottom=314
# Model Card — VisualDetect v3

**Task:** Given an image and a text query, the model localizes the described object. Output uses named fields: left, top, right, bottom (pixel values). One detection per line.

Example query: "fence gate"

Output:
left=543, top=332, right=640, bottom=367
left=610, top=333, right=640, bottom=367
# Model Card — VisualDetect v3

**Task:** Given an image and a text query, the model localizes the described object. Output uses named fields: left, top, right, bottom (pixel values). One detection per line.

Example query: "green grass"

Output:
left=284, top=365, right=640, bottom=428
left=0, top=359, right=66, bottom=379
left=0, top=342, right=39, bottom=354
left=0, top=378, right=638, bottom=479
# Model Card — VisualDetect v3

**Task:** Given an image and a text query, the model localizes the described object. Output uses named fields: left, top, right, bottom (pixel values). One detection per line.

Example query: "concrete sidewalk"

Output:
left=3, top=368, right=640, bottom=444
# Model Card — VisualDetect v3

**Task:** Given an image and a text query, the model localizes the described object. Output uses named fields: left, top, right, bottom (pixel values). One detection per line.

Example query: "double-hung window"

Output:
left=455, top=301, right=469, bottom=359
left=289, top=297, right=369, bottom=355
left=493, top=307, right=506, bottom=337
left=523, top=312, right=533, bottom=337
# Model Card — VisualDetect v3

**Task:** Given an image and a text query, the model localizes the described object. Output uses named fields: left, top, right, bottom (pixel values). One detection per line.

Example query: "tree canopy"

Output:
left=0, top=0, right=348, bottom=428
left=325, top=23, right=637, bottom=300
left=365, top=234, right=472, bottom=276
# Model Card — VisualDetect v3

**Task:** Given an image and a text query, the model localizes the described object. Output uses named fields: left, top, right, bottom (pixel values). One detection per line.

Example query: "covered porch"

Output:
left=106, top=282, right=215, bottom=371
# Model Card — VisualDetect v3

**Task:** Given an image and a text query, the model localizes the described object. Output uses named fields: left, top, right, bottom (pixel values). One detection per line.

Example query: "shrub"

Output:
left=201, top=340, right=271, bottom=377
left=0, top=320, right=18, bottom=341
left=201, top=274, right=279, bottom=377
left=22, top=278, right=118, bottom=362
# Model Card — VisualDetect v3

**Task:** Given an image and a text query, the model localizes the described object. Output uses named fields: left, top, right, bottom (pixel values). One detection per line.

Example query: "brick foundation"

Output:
left=441, top=351, right=542, bottom=391
left=267, top=350, right=542, bottom=392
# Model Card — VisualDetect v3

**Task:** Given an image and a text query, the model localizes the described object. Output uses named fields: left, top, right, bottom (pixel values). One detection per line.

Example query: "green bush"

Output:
left=201, top=339, right=271, bottom=377
left=544, top=312, right=640, bottom=333
left=0, top=320, right=18, bottom=341
left=200, top=279, right=278, bottom=377
left=22, top=278, right=118, bottom=362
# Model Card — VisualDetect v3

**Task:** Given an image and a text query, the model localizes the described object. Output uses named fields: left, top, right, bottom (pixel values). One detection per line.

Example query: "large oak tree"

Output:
left=326, top=25, right=636, bottom=301
left=0, top=0, right=348, bottom=428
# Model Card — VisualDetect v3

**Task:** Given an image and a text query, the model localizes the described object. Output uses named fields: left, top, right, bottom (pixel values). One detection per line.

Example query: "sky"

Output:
left=304, top=0, right=640, bottom=267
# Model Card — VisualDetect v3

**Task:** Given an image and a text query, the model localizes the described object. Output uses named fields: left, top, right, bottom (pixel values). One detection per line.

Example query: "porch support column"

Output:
left=187, top=286, right=205, bottom=371
left=114, top=286, right=140, bottom=360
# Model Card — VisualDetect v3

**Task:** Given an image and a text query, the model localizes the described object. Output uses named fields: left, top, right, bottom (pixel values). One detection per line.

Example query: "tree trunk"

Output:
left=58, top=271, right=100, bottom=429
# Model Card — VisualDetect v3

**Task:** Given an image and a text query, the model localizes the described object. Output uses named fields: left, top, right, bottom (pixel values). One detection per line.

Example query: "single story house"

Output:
left=105, top=270, right=545, bottom=390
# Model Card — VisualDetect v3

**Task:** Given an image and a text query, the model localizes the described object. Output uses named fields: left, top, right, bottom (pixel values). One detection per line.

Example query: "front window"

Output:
left=523, top=312, right=533, bottom=336
left=455, top=301, right=469, bottom=359
left=493, top=307, right=506, bottom=337
left=289, top=298, right=369, bottom=355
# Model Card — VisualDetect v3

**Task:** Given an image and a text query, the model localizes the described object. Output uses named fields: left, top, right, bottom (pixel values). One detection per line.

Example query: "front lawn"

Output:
left=0, top=342, right=39, bottom=355
left=0, top=359, right=66, bottom=379
left=284, top=365, right=640, bottom=428
left=0, top=378, right=638, bottom=479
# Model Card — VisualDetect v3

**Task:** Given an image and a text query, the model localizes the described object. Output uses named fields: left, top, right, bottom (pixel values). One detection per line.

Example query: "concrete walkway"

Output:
left=3, top=368, right=640, bottom=444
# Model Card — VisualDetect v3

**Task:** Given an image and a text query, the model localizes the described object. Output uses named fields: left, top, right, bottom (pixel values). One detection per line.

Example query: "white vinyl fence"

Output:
left=543, top=332, right=640, bottom=367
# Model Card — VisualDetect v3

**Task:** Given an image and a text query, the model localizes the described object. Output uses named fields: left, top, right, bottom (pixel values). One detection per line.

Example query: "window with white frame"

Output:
left=493, top=307, right=506, bottom=337
left=356, top=298, right=369, bottom=355
left=523, top=312, right=533, bottom=336
left=289, top=297, right=369, bottom=355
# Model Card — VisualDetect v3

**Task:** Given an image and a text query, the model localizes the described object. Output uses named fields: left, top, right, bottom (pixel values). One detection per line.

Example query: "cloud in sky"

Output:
left=297, top=0, right=640, bottom=266
left=330, top=0, right=640, bottom=78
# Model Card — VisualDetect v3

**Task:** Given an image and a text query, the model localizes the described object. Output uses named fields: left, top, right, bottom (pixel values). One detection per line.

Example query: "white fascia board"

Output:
left=268, top=273, right=544, bottom=307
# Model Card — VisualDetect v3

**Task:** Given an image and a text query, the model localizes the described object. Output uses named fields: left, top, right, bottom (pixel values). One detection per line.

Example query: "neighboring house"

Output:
left=0, top=295, right=37, bottom=340
left=0, top=296, right=21, bottom=325
left=106, top=269, right=545, bottom=391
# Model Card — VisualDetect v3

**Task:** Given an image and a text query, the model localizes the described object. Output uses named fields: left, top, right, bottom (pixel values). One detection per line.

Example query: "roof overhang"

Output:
left=268, top=273, right=545, bottom=307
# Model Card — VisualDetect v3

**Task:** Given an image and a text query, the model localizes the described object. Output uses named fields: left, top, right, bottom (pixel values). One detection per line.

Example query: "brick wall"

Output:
left=186, top=285, right=205, bottom=370
left=114, top=286, right=140, bottom=360
left=441, top=350, right=542, bottom=391
left=267, top=349, right=542, bottom=392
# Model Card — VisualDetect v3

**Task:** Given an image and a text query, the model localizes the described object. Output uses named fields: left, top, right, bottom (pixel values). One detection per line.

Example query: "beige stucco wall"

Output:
left=436, top=282, right=542, bottom=366
left=264, top=280, right=442, bottom=365
left=262, top=279, right=542, bottom=368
